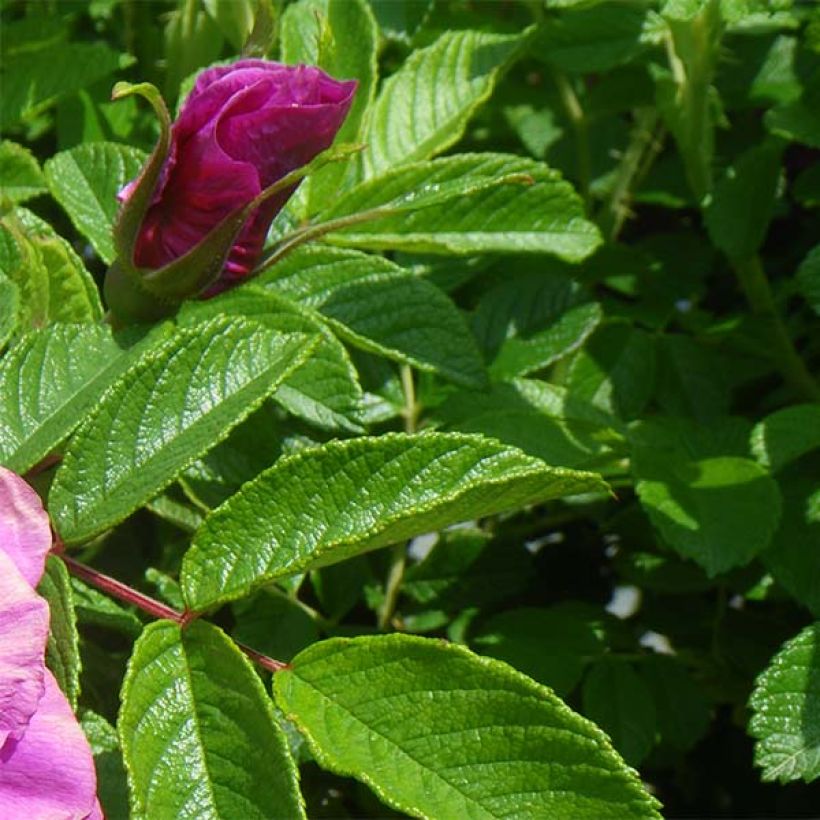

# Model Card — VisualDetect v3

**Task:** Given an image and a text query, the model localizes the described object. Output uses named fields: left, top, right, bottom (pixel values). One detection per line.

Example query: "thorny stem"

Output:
left=598, top=109, right=664, bottom=243
left=59, top=552, right=289, bottom=672
left=376, top=364, right=416, bottom=631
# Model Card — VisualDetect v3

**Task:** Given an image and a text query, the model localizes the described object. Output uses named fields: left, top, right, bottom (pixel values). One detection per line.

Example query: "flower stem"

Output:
left=732, top=254, right=820, bottom=403
left=59, top=554, right=288, bottom=672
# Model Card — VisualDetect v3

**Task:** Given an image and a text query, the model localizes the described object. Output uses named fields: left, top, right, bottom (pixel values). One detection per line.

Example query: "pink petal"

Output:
left=0, top=468, right=52, bottom=587
left=0, top=550, right=48, bottom=748
left=0, top=671, right=99, bottom=819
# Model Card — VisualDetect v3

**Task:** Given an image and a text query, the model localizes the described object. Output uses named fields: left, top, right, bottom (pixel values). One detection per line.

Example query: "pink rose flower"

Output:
left=120, top=59, right=356, bottom=292
left=0, top=468, right=101, bottom=819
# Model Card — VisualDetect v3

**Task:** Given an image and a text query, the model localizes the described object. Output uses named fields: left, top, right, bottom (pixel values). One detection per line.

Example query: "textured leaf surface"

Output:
left=322, top=153, right=600, bottom=261
left=179, top=287, right=363, bottom=432
left=181, top=432, right=606, bottom=610
left=362, top=29, right=524, bottom=176
left=119, top=620, right=304, bottom=819
left=274, top=634, right=661, bottom=818
left=39, top=555, right=81, bottom=709
left=44, top=142, right=148, bottom=264
left=50, top=318, right=316, bottom=544
left=749, top=623, right=820, bottom=784
left=0, top=140, right=47, bottom=202
left=258, top=245, right=486, bottom=387
left=0, top=210, right=102, bottom=327
left=631, top=418, right=782, bottom=576
left=0, top=272, right=18, bottom=348
left=0, top=324, right=128, bottom=473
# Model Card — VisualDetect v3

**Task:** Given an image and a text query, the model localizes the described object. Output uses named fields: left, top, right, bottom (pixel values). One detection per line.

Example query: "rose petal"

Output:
left=0, top=550, right=48, bottom=748
left=0, top=468, right=52, bottom=587
left=0, top=671, right=99, bottom=819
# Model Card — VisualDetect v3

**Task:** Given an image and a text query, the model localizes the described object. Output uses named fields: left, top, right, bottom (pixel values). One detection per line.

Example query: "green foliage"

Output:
left=2, top=0, right=819, bottom=814
left=39, top=555, right=82, bottom=709
left=45, top=143, right=148, bottom=264
left=120, top=620, right=304, bottom=818
left=749, top=623, right=820, bottom=783
left=275, top=635, right=661, bottom=818
left=50, top=317, right=317, bottom=544
left=181, top=432, right=606, bottom=610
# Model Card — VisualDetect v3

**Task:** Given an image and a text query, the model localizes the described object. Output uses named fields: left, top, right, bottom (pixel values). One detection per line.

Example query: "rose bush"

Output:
left=0, top=469, right=100, bottom=819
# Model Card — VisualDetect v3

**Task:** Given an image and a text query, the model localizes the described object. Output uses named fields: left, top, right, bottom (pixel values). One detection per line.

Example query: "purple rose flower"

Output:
left=120, top=60, right=356, bottom=293
left=0, top=469, right=101, bottom=819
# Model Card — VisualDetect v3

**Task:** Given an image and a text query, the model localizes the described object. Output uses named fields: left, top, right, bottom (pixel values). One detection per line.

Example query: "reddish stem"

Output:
left=61, top=553, right=183, bottom=623
left=59, top=553, right=289, bottom=672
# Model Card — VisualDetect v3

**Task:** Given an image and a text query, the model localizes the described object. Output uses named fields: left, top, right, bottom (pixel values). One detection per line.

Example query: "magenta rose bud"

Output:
left=107, top=60, right=356, bottom=320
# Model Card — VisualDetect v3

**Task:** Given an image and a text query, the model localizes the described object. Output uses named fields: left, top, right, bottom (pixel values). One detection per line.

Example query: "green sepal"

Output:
left=109, top=82, right=172, bottom=264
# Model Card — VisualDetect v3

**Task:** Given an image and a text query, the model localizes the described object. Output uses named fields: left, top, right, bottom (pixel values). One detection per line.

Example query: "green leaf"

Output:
left=749, top=623, right=820, bottom=783
left=202, top=0, right=255, bottom=49
left=0, top=272, right=19, bottom=348
left=797, top=243, right=820, bottom=316
left=321, top=153, right=601, bottom=261
left=766, top=93, right=820, bottom=149
left=0, top=140, right=47, bottom=203
left=435, top=379, right=624, bottom=471
left=119, top=620, right=304, bottom=818
left=258, top=245, right=486, bottom=388
left=71, top=577, right=144, bottom=638
left=44, top=142, right=149, bottom=265
left=471, top=270, right=602, bottom=380
left=533, top=3, right=650, bottom=73
left=472, top=606, right=602, bottom=696
left=565, top=322, right=657, bottom=421
left=582, top=658, right=657, bottom=767
left=274, top=634, right=660, bottom=818
left=2, top=41, right=126, bottom=125
left=181, top=402, right=285, bottom=509
left=751, top=404, right=820, bottom=472
left=38, top=555, right=81, bottom=709
left=232, top=590, right=319, bottom=663
left=632, top=419, right=782, bottom=576
left=179, top=287, right=363, bottom=432
left=760, top=468, right=820, bottom=617
left=50, top=317, right=317, bottom=544
left=281, top=0, right=379, bottom=209
left=181, top=432, right=607, bottom=610
left=81, top=710, right=130, bottom=820
left=704, top=141, right=783, bottom=259
left=640, top=655, right=711, bottom=752
left=361, top=29, right=526, bottom=177
left=0, top=210, right=103, bottom=327
left=0, top=324, right=129, bottom=473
